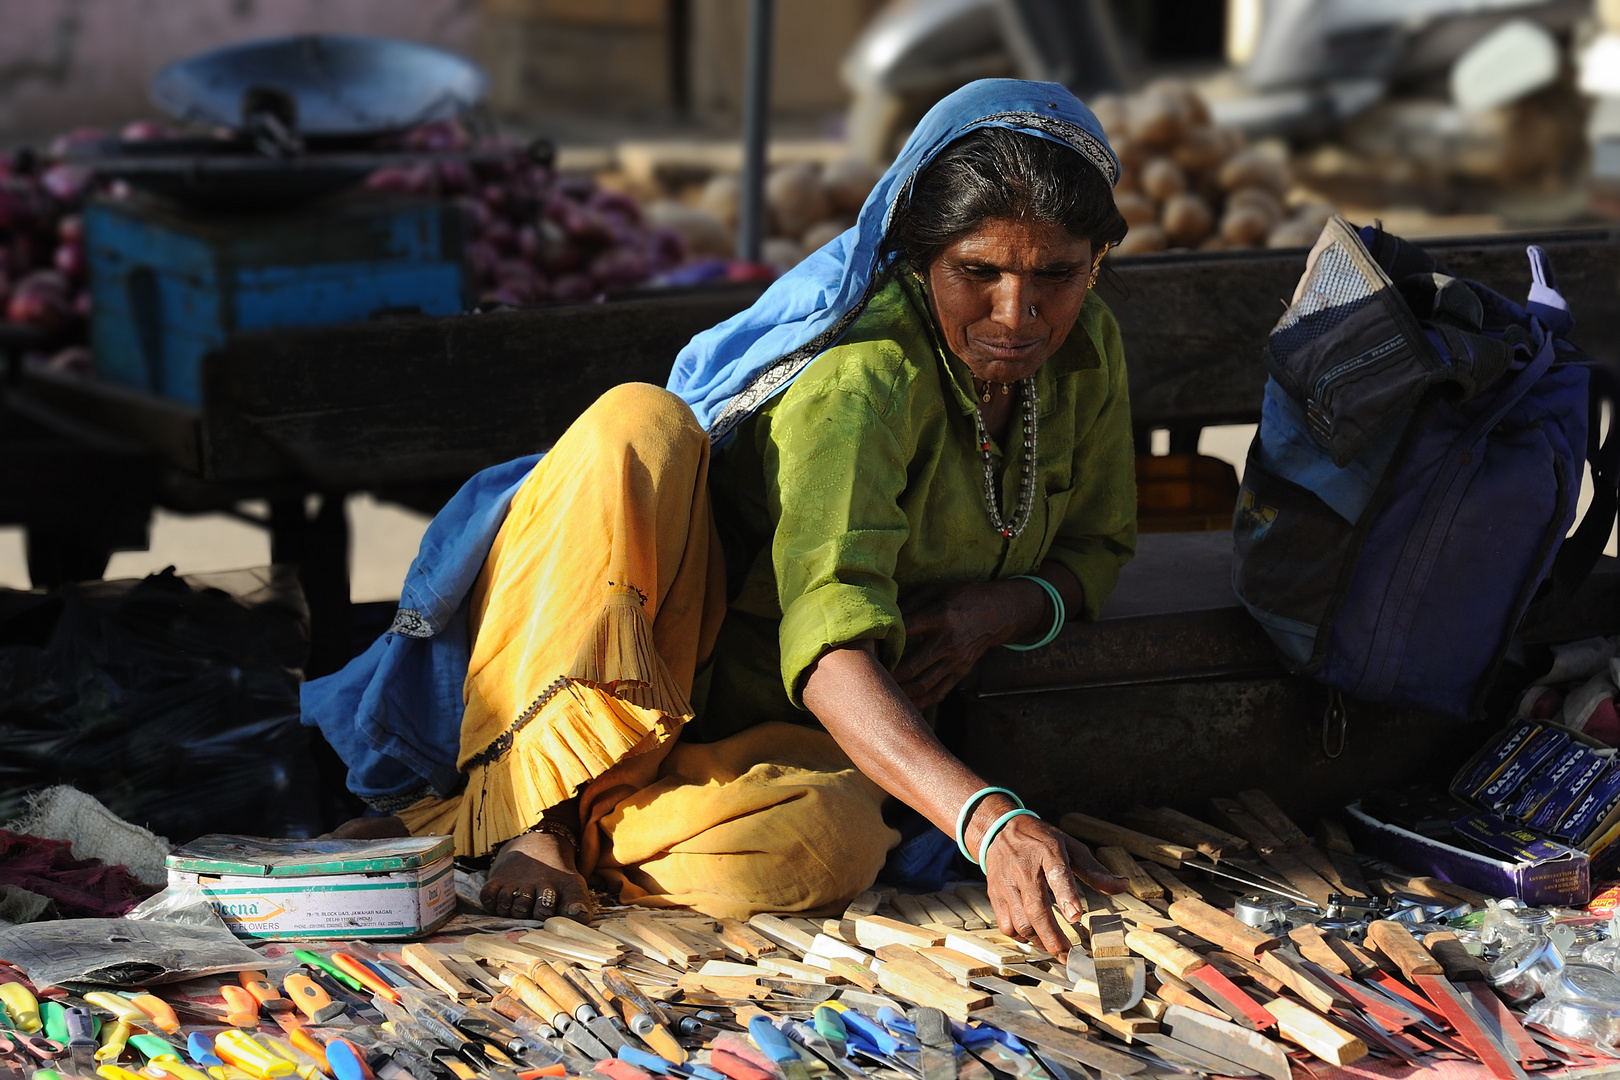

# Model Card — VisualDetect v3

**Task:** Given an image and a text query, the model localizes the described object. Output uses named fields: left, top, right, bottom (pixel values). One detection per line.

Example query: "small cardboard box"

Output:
left=1450, top=719, right=1620, bottom=864
left=166, top=834, right=456, bottom=941
left=1345, top=801, right=1590, bottom=907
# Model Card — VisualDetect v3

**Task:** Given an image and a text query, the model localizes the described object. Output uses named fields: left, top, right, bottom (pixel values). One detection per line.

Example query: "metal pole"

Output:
left=736, top=0, right=774, bottom=263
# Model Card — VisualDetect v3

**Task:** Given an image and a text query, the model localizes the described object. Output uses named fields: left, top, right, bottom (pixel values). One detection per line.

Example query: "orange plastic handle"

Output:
left=328, top=956, right=400, bottom=1006
left=127, top=994, right=180, bottom=1035
left=219, top=985, right=259, bottom=1028
left=238, top=972, right=283, bottom=1008
left=287, top=1028, right=329, bottom=1072
left=281, top=976, right=333, bottom=1024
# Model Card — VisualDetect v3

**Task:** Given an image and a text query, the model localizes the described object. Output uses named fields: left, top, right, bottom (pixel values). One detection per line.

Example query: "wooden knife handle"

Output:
left=1168, top=898, right=1281, bottom=960
left=1365, top=921, right=1442, bottom=981
left=529, top=959, right=592, bottom=1021
left=502, top=974, right=569, bottom=1030
left=1124, top=929, right=1207, bottom=979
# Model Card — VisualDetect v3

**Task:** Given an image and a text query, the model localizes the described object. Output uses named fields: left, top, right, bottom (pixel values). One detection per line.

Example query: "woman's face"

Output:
left=925, top=217, right=1094, bottom=386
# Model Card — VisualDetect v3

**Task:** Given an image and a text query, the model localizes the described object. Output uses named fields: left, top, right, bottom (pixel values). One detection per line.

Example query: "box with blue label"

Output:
left=166, top=834, right=456, bottom=940
left=86, top=193, right=464, bottom=405
left=1449, top=718, right=1620, bottom=874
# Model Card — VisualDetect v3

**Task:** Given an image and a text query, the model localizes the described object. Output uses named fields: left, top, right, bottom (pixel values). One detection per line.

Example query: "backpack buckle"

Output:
left=1306, top=398, right=1332, bottom=443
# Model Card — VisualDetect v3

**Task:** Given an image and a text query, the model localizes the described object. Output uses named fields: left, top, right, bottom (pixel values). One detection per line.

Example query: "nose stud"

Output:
left=1028, top=305, right=1037, bottom=318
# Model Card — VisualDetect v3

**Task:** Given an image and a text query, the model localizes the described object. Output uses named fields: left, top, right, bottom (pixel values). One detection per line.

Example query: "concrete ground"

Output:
left=0, top=422, right=1609, bottom=599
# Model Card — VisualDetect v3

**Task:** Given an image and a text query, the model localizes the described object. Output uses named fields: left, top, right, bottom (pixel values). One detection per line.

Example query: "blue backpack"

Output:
left=1232, top=218, right=1619, bottom=724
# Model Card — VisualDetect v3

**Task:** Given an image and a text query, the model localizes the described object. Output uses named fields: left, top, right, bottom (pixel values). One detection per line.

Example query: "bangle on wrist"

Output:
left=526, top=819, right=579, bottom=849
left=954, top=786, right=1022, bottom=864
left=1004, top=574, right=1064, bottom=651
left=978, top=807, right=1041, bottom=867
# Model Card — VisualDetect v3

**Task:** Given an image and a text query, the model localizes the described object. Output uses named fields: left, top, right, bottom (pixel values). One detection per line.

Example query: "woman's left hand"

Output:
left=982, top=812, right=1126, bottom=956
left=894, top=580, right=1044, bottom=707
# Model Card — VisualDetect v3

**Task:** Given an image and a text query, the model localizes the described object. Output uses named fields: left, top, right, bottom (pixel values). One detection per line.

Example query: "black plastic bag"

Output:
left=0, top=566, right=321, bottom=842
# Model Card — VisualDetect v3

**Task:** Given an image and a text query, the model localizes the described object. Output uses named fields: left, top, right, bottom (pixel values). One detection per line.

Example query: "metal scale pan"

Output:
left=150, top=33, right=487, bottom=138
left=78, top=34, right=489, bottom=209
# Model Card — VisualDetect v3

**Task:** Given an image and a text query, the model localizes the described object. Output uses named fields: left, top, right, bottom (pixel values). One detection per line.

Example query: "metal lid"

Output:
left=1557, top=963, right=1620, bottom=1005
left=1490, top=935, right=1561, bottom=984
left=1234, top=895, right=1293, bottom=929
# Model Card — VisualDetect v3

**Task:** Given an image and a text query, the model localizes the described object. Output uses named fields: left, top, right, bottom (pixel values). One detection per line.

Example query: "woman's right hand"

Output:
left=977, top=809, right=1125, bottom=956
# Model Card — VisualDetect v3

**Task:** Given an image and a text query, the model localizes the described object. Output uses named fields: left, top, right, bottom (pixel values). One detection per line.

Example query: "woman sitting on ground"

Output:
left=305, top=78, right=1137, bottom=959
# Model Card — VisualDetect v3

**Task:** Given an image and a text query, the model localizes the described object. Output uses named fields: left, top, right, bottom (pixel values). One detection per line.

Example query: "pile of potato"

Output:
left=643, top=82, right=1340, bottom=270
left=643, top=157, right=880, bottom=271
left=1092, top=82, right=1333, bottom=255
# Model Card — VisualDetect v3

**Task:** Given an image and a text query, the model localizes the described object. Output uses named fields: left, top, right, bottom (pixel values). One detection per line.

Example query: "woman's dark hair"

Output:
left=882, top=126, right=1128, bottom=271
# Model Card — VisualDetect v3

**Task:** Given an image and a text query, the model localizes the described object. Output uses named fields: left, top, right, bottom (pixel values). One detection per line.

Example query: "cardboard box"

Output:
left=1345, top=801, right=1589, bottom=907
left=166, top=835, right=456, bottom=941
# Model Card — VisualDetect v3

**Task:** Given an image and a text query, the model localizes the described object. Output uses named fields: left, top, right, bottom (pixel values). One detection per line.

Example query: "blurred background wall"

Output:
left=0, top=0, right=890, bottom=146
left=0, top=1, right=480, bottom=146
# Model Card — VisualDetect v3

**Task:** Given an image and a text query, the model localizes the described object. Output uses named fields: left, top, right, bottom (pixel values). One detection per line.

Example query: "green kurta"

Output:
left=691, top=270, right=1136, bottom=741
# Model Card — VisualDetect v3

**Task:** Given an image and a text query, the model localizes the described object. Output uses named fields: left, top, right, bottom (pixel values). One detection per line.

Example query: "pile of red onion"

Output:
left=0, top=117, right=759, bottom=374
left=367, top=119, right=761, bottom=307
left=0, top=129, right=103, bottom=370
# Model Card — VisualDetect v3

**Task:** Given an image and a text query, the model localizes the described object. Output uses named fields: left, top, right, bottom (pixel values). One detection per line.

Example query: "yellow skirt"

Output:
left=398, top=383, right=898, bottom=918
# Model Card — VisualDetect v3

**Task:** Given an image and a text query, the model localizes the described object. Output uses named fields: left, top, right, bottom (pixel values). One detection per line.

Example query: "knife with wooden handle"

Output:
left=1125, top=929, right=1275, bottom=1032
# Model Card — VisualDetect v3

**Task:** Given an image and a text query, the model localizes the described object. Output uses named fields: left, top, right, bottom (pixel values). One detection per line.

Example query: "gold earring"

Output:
left=1088, top=243, right=1110, bottom=290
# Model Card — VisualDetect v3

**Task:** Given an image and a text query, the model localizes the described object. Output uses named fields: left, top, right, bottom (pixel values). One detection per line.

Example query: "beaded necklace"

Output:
left=972, top=377, right=1039, bottom=538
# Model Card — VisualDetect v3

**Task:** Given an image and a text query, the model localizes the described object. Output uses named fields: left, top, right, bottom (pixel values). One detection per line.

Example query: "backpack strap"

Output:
left=1524, top=357, right=1620, bottom=627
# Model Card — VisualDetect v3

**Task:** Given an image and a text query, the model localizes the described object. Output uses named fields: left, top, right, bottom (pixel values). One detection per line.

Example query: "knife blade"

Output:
left=1007, top=963, right=1074, bottom=990
left=778, top=1019, right=867, bottom=1079
left=965, top=1007, right=1145, bottom=1076
left=561, top=1021, right=614, bottom=1062
left=587, top=1016, right=635, bottom=1058
left=1414, top=973, right=1530, bottom=1080
left=908, top=1008, right=957, bottom=1080
left=63, top=1007, right=96, bottom=1077
left=1064, top=953, right=1142, bottom=1014
left=1159, top=1006, right=1288, bottom=1080
left=1130, top=1031, right=1260, bottom=1077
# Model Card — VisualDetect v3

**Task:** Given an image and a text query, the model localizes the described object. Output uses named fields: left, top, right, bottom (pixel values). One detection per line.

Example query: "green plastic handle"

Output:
left=40, top=1001, right=66, bottom=1044
left=293, top=950, right=365, bottom=993
left=129, top=1032, right=181, bottom=1062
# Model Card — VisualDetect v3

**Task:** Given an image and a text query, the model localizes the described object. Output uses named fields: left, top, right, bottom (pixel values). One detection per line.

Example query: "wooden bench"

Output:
left=8, top=229, right=1618, bottom=702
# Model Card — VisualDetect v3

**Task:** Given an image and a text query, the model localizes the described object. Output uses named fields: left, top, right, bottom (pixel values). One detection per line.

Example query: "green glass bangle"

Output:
left=1004, top=574, right=1065, bottom=651
left=954, top=786, right=1022, bottom=864
left=978, top=808, right=1041, bottom=868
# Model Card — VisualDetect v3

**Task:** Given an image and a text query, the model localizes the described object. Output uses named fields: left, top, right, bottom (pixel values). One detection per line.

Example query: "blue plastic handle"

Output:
left=326, top=1039, right=369, bottom=1080
left=186, top=1032, right=224, bottom=1067
left=615, top=1045, right=677, bottom=1076
left=875, top=1008, right=917, bottom=1040
left=748, top=1015, right=799, bottom=1065
left=837, top=1010, right=903, bottom=1057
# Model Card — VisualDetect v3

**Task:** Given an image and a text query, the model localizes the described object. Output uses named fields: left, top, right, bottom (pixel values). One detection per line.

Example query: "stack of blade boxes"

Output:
left=85, top=192, right=464, bottom=404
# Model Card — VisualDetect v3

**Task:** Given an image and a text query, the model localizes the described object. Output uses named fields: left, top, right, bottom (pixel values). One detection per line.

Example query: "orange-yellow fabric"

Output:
left=398, top=383, right=896, bottom=917
left=399, top=382, right=726, bottom=857
left=584, top=720, right=896, bottom=919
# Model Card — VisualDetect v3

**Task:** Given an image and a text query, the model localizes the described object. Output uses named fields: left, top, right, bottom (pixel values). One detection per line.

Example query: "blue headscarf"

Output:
left=667, top=78, right=1119, bottom=445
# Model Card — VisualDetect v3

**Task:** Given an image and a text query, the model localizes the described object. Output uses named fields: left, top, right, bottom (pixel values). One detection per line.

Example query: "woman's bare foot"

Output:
left=482, top=832, right=592, bottom=919
left=323, top=816, right=411, bottom=839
